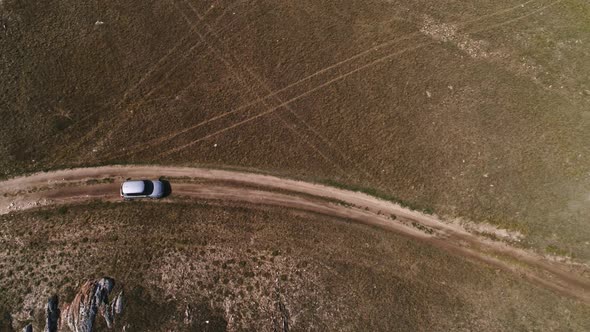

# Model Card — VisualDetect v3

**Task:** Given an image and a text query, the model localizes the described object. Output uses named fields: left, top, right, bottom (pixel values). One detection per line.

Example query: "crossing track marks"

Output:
left=105, top=0, right=560, bottom=161
left=177, top=0, right=375, bottom=181
left=156, top=0, right=563, bottom=157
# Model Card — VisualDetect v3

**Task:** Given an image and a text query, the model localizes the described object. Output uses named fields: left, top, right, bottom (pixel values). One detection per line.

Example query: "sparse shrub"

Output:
left=52, top=116, right=72, bottom=131
left=545, top=245, right=570, bottom=257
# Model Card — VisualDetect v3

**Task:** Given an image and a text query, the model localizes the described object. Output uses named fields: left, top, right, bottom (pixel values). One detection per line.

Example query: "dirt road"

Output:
left=0, top=165, right=588, bottom=304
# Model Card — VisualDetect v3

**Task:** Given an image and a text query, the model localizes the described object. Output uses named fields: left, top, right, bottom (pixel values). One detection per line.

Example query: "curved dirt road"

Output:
left=0, top=165, right=588, bottom=304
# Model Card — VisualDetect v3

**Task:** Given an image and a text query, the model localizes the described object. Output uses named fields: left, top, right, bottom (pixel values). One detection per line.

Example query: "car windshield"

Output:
left=141, top=180, right=154, bottom=195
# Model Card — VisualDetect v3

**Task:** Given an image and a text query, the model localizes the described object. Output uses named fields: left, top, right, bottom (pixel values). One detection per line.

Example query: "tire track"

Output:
left=160, top=0, right=562, bottom=156
left=108, top=14, right=260, bottom=130
left=179, top=0, right=369, bottom=180
left=118, top=0, right=549, bottom=158
left=101, top=12, right=259, bottom=161
left=116, top=0, right=222, bottom=106
left=70, top=0, right=242, bottom=161
left=225, top=0, right=541, bottom=116
left=35, top=1, right=225, bottom=151
left=242, top=66, right=374, bottom=181
left=170, top=0, right=349, bottom=177
left=0, top=165, right=588, bottom=304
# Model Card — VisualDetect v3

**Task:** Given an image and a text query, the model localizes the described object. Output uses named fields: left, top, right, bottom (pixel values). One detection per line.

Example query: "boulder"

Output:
left=61, top=277, right=121, bottom=332
left=45, top=295, right=60, bottom=332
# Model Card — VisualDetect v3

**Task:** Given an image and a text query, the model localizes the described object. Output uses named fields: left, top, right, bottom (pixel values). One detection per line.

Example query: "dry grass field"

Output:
left=0, top=202, right=589, bottom=330
left=2, top=0, right=589, bottom=261
left=1, top=1, right=590, bottom=328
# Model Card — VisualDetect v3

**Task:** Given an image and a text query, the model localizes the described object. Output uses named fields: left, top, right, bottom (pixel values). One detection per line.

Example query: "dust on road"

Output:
left=0, top=165, right=588, bottom=304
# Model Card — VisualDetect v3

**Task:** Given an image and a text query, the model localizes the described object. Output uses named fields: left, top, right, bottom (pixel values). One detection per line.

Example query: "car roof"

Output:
left=121, top=180, right=146, bottom=194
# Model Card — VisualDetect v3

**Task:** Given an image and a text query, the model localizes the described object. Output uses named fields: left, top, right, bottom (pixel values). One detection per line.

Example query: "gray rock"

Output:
left=45, top=295, right=59, bottom=332
left=183, top=304, right=192, bottom=326
left=113, top=291, right=124, bottom=315
left=62, top=277, right=119, bottom=332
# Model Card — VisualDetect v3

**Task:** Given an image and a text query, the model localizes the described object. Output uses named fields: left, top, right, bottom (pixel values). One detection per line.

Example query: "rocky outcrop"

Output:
left=103, top=291, right=123, bottom=329
left=45, top=295, right=60, bottom=332
left=183, top=304, right=192, bottom=326
left=112, top=291, right=123, bottom=315
left=61, top=277, right=123, bottom=332
left=272, top=301, right=289, bottom=332
left=271, top=280, right=289, bottom=332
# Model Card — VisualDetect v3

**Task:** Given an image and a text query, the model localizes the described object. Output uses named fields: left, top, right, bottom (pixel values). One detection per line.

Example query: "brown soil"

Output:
left=2, top=0, right=590, bottom=262
left=1, top=165, right=588, bottom=305
left=1, top=201, right=590, bottom=330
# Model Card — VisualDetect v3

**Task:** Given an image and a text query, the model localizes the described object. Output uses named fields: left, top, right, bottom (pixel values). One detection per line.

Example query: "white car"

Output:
left=120, top=180, right=165, bottom=199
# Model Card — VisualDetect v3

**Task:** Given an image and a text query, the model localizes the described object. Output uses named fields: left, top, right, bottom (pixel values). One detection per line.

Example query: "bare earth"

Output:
left=1, top=165, right=588, bottom=304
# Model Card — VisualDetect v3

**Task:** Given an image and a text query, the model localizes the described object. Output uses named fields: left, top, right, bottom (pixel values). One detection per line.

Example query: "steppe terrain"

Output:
left=2, top=0, right=589, bottom=260
left=0, top=166, right=588, bottom=330
left=1, top=201, right=589, bottom=330
left=1, top=0, right=589, bottom=330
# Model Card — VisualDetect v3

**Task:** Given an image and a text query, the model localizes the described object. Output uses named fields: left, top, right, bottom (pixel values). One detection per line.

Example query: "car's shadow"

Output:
left=160, top=179, right=172, bottom=198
